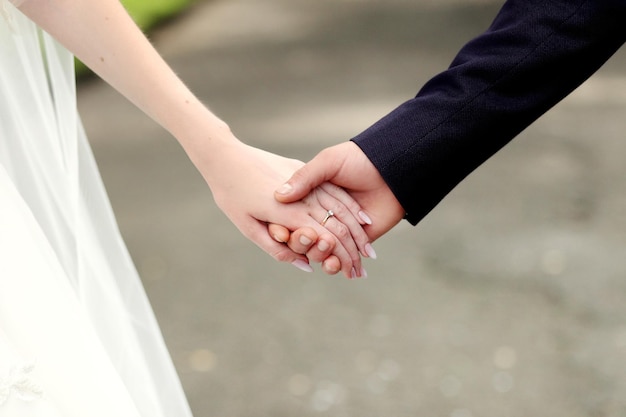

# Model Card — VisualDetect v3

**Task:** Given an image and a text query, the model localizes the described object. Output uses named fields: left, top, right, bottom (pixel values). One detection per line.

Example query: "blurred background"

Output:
left=77, top=0, right=626, bottom=416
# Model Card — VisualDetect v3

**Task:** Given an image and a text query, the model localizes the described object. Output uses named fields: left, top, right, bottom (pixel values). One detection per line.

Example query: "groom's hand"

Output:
left=275, top=142, right=405, bottom=271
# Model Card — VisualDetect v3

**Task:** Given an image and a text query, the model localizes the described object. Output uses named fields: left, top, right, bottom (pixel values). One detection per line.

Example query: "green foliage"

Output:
left=121, top=0, right=192, bottom=30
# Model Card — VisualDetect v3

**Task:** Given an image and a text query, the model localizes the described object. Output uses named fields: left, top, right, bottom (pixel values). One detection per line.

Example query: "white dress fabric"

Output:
left=0, top=4, right=193, bottom=417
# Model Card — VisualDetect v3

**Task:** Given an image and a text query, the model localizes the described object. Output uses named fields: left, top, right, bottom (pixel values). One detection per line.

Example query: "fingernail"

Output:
left=360, top=267, right=368, bottom=278
left=317, top=240, right=330, bottom=252
left=359, top=210, right=372, bottom=225
left=364, top=243, right=377, bottom=260
left=273, top=234, right=285, bottom=243
left=299, top=235, right=312, bottom=246
left=292, top=260, right=313, bottom=273
left=276, top=183, right=293, bottom=195
left=351, top=267, right=358, bottom=279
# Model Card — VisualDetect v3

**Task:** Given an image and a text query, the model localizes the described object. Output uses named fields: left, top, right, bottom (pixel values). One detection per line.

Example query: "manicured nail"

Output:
left=359, top=210, right=372, bottom=225
left=364, top=243, right=377, bottom=260
left=272, top=234, right=285, bottom=243
left=299, top=235, right=312, bottom=246
left=292, top=260, right=313, bottom=273
left=351, top=267, right=358, bottom=279
left=276, top=183, right=293, bottom=195
left=317, top=240, right=330, bottom=252
left=360, top=267, right=368, bottom=278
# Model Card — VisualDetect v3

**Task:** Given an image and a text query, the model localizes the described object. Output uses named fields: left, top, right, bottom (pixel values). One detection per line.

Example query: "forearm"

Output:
left=353, top=0, right=626, bottom=225
left=16, top=0, right=232, bottom=163
left=13, top=0, right=370, bottom=274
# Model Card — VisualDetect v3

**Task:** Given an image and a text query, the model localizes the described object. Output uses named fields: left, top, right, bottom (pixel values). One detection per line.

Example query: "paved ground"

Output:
left=78, top=1, right=626, bottom=416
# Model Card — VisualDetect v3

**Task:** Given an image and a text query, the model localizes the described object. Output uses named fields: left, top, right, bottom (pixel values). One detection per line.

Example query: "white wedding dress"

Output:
left=0, top=4, right=194, bottom=417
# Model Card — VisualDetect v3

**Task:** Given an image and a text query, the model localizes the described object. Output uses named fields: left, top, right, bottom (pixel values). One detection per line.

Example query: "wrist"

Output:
left=166, top=100, right=239, bottom=165
left=176, top=118, right=246, bottom=188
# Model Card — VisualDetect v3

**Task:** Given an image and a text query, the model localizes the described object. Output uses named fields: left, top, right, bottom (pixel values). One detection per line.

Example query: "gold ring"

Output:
left=320, top=210, right=334, bottom=226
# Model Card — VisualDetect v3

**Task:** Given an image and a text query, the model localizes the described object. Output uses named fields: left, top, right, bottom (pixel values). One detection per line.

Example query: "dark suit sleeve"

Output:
left=351, top=0, right=626, bottom=225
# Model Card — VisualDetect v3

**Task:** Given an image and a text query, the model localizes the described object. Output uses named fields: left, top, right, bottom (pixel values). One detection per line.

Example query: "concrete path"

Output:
left=78, top=1, right=626, bottom=416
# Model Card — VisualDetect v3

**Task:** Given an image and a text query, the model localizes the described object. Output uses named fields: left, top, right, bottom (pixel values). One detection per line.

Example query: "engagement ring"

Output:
left=321, top=210, right=334, bottom=226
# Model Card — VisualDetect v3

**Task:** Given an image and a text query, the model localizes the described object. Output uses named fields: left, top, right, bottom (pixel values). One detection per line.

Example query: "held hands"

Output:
left=272, top=141, right=406, bottom=274
left=15, top=0, right=384, bottom=278
left=194, top=137, right=372, bottom=278
left=192, top=126, right=400, bottom=277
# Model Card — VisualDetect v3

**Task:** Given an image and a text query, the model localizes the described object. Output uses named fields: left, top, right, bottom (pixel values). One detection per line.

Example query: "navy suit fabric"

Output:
left=352, top=0, right=626, bottom=225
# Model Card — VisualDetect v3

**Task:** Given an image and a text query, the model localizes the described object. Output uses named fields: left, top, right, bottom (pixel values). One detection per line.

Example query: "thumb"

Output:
left=275, top=150, right=338, bottom=203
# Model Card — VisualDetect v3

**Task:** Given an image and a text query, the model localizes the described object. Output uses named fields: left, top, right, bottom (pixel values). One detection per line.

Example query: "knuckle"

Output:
left=287, top=238, right=307, bottom=255
left=322, top=258, right=341, bottom=275
left=334, top=223, right=350, bottom=240
left=345, top=200, right=361, bottom=214
left=306, top=251, right=324, bottom=264
left=331, top=204, right=348, bottom=219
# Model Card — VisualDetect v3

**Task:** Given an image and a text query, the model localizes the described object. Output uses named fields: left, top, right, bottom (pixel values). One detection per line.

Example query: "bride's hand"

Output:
left=14, top=0, right=370, bottom=277
left=195, top=139, right=370, bottom=278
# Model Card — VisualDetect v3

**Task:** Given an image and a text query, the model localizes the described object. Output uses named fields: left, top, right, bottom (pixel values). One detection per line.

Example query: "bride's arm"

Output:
left=14, top=0, right=371, bottom=278
left=16, top=0, right=235, bottom=168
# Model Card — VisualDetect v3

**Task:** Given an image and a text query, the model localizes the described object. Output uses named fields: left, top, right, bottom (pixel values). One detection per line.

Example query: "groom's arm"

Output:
left=277, top=0, right=625, bottom=271
left=353, top=0, right=626, bottom=225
